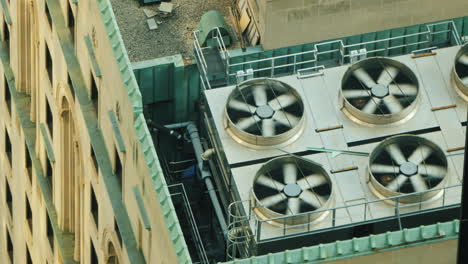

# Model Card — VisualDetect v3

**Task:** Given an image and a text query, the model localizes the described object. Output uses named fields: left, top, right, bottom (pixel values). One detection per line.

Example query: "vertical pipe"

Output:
left=186, top=123, right=229, bottom=240
left=457, top=111, right=468, bottom=264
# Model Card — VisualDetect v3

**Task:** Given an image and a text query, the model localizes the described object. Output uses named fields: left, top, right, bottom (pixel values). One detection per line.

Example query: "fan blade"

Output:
left=383, top=94, right=404, bottom=113
left=235, top=116, right=260, bottom=130
left=386, top=144, right=407, bottom=165
left=269, top=93, right=298, bottom=111
left=410, top=174, right=428, bottom=192
left=256, top=175, right=285, bottom=191
left=408, top=145, right=433, bottom=165
left=386, top=174, right=408, bottom=191
left=287, top=198, right=301, bottom=215
left=228, top=99, right=256, bottom=113
left=261, top=119, right=276, bottom=137
left=370, top=164, right=399, bottom=174
left=283, top=163, right=297, bottom=184
left=259, top=193, right=287, bottom=207
left=300, top=190, right=325, bottom=209
left=252, top=86, right=268, bottom=106
left=296, top=174, right=327, bottom=189
left=388, top=84, right=418, bottom=97
left=418, top=164, right=447, bottom=179
left=273, top=110, right=300, bottom=127
left=353, top=68, right=376, bottom=88
left=459, top=54, right=468, bottom=66
left=361, top=98, right=382, bottom=114
left=377, top=66, right=399, bottom=86
left=342, top=89, right=372, bottom=99
left=462, top=77, right=468, bottom=86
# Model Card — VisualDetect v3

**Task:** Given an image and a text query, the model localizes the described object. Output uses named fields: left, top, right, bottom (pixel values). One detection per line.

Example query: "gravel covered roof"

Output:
left=110, top=0, right=234, bottom=62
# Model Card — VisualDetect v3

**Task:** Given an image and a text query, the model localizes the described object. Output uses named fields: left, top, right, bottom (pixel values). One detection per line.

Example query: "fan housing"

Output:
left=224, top=79, right=306, bottom=148
left=452, top=43, right=468, bottom=100
left=368, top=135, right=448, bottom=203
left=252, top=156, right=333, bottom=225
left=341, top=57, right=420, bottom=125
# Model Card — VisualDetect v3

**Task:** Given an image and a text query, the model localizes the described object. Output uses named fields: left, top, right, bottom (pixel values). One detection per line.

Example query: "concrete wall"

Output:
left=258, top=0, right=468, bottom=49
left=328, top=239, right=457, bottom=264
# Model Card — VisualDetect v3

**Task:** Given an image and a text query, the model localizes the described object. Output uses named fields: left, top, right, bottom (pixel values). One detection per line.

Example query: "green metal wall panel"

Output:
left=133, top=56, right=203, bottom=124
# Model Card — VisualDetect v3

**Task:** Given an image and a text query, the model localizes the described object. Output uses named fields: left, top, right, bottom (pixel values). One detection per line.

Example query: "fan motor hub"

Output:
left=371, top=84, right=389, bottom=98
left=283, top=183, right=302, bottom=198
left=400, top=162, right=418, bottom=176
left=256, top=105, right=275, bottom=119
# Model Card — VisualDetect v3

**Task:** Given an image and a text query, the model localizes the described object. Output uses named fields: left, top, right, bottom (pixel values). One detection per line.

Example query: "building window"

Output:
left=2, top=21, right=9, bottom=42
left=5, top=127, right=11, bottom=165
left=67, top=74, right=75, bottom=99
left=90, top=73, right=99, bottom=115
left=45, top=2, right=52, bottom=28
left=114, top=219, right=122, bottom=246
left=4, top=75, right=11, bottom=114
left=90, top=186, right=99, bottom=227
left=26, top=195, right=33, bottom=233
left=5, top=179, right=12, bottom=215
left=46, top=98, right=53, bottom=137
left=90, top=239, right=98, bottom=263
left=25, top=143, right=32, bottom=183
left=26, top=246, right=33, bottom=264
left=107, top=241, right=119, bottom=264
left=6, top=229, right=13, bottom=262
left=67, top=3, right=75, bottom=45
left=114, top=150, right=122, bottom=188
left=45, top=44, right=53, bottom=85
left=46, top=212, right=54, bottom=253
left=46, top=158, right=54, bottom=201
left=91, top=145, right=98, bottom=172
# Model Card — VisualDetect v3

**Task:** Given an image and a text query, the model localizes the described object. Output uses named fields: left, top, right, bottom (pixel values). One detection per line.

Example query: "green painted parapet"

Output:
left=133, top=56, right=202, bottom=124
left=221, top=220, right=460, bottom=264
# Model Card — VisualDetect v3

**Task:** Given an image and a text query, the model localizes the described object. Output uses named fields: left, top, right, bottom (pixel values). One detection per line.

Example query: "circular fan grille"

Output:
left=341, top=57, right=420, bottom=125
left=368, top=135, right=448, bottom=203
left=252, top=156, right=333, bottom=225
left=452, top=44, right=468, bottom=99
left=225, top=79, right=305, bottom=147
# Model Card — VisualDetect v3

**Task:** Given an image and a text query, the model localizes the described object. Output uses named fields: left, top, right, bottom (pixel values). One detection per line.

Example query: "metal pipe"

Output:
left=457, top=110, right=468, bottom=264
left=187, top=122, right=229, bottom=239
left=164, top=121, right=192, bottom=130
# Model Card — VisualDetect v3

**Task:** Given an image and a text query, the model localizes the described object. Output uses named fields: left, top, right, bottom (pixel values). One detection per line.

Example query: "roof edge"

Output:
left=221, top=220, right=460, bottom=263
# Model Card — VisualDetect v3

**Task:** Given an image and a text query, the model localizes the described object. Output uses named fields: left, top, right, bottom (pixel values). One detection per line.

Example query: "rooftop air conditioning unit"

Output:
left=367, top=135, right=448, bottom=203
left=452, top=43, right=468, bottom=100
left=251, top=156, right=334, bottom=225
left=224, top=78, right=306, bottom=147
left=340, top=57, right=420, bottom=125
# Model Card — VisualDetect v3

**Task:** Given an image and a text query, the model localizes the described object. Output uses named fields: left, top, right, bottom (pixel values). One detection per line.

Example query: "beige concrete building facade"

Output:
left=0, top=0, right=189, bottom=263
left=241, top=0, right=468, bottom=49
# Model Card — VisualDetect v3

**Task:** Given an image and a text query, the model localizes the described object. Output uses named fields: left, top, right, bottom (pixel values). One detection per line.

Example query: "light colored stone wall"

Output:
left=0, top=0, right=180, bottom=263
left=328, top=239, right=457, bottom=264
left=258, top=0, right=468, bottom=49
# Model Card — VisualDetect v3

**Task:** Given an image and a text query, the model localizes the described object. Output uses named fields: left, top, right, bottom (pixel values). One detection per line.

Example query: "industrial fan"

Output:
left=453, top=44, right=468, bottom=98
left=225, top=78, right=305, bottom=147
left=252, top=156, right=333, bottom=225
left=368, top=135, right=448, bottom=203
left=341, top=57, right=420, bottom=125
